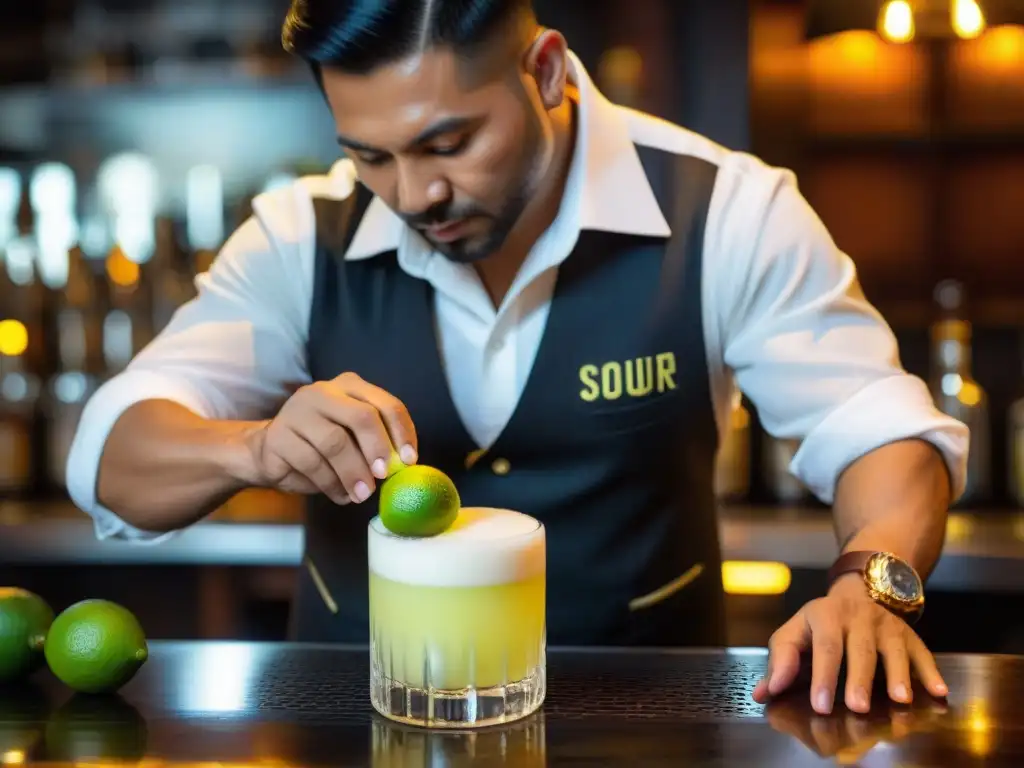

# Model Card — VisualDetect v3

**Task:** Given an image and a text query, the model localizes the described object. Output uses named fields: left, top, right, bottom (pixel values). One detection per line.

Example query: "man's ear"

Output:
left=524, top=28, right=569, bottom=110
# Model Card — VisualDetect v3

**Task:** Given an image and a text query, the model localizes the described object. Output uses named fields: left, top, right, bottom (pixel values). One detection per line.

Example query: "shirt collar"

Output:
left=344, top=50, right=671, bottom=262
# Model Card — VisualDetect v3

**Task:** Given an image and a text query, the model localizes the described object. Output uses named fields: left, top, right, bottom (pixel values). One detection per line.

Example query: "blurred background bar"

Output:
left=2, top=0, right=1024, bottom=651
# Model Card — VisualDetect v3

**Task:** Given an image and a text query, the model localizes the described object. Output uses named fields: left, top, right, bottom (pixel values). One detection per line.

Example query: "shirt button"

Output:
left=491, top=458, right=511, bottom=476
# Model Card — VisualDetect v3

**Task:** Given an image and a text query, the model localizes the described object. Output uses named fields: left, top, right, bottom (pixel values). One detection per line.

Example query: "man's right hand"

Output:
left=243, top=372, right=418, bottom=506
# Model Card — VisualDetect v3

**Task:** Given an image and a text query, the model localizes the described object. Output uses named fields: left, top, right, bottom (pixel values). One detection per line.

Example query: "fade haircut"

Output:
left=282, top=0, right=535, bottom=77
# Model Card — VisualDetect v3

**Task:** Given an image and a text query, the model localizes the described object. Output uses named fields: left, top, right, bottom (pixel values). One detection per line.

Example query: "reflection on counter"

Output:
left=0, top=687, right=147, bottom=766
left=373, top=714, right=546, bottom=767
left=765, top=689, right=949, bottom=764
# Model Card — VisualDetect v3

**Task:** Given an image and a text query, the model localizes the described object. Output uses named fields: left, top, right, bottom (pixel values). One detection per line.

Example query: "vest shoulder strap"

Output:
left=310, top=182, right=377, bottom=258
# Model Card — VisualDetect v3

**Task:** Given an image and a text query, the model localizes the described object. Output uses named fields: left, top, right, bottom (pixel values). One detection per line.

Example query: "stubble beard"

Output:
left=437, top=108, right=552, bottom=264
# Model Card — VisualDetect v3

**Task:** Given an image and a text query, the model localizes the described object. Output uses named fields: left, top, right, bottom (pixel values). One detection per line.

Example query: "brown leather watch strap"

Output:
left=827, top=550, right=876, bottom=587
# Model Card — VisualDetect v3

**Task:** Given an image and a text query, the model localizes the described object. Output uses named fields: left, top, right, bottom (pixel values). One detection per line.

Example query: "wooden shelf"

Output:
left=873, top=296, right=1024, bottom=330
left=804, top=132, right=1024, bottom=156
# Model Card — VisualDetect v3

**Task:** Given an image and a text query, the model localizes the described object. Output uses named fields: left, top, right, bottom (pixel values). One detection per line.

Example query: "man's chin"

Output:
left=434, top=232, right=503, bottom=264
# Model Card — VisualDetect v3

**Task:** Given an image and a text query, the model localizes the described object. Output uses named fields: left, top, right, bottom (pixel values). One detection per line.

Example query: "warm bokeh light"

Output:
left=945, top=513, right=975, bottom=542
left=969, top=24, right=1024, bottom=68
left=106, top=245, right=141, bottom=287
left=964, top=698, right=993, bottom=756
left=0, top=751, right=25, bottom=765
left=952, top=0, right=986, bottom=39
left=0, top=319, right=28, bottom=356
left=879, top=0, right=915, bottom=43
left=722, top=561, right=792, bottom=595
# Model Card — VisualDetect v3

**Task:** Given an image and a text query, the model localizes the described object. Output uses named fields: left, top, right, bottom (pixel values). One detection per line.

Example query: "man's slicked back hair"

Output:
left=282, top=0, right=534, bottom=75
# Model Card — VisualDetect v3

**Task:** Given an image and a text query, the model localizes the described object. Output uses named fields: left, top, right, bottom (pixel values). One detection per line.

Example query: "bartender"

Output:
left=67, top=0, right=965, bottom=717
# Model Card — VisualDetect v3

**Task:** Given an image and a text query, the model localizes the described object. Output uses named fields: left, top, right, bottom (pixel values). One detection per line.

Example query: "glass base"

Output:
left=370, top=665, right=546, bottom=729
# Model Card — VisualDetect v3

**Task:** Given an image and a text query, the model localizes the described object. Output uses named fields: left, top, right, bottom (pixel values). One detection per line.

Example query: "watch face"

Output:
left=886, top=559, right=922, bottom=601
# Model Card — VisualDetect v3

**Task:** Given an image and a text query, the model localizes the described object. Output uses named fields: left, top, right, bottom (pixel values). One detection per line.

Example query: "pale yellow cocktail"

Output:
left=368, top=507, right=546, bottom=728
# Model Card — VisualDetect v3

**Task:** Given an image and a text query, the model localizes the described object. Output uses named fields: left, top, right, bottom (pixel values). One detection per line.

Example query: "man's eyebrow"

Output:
left=336, top=115, right=482, bottom=154
left=336, top=134, right=380, bottom=153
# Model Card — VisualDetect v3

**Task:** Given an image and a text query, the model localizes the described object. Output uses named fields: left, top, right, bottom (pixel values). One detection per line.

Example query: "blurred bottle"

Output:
left=185, top=165, right=224, bottom=275
left=0, top=262, right=45, bottom=499
left=762, top=433, right=811, bottom=505
left=714, top=391, right=750, bottom=502
left=929, top=280, right=990, bottom=507
left=145, top=217, right=196, bottom=334
left=102, top=246, right=152, bottom=376
left=1007, top=333, right=1024, bottom=507
left=44, top=247, right=106, bottom=491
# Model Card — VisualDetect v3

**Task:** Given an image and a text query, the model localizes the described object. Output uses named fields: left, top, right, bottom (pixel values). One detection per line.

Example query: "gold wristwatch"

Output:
left=827, top=551, right=925, bottom=624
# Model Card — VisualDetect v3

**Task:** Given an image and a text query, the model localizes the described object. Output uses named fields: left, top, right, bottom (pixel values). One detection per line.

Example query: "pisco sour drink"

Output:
left=368, top=507, right=546, bottom=728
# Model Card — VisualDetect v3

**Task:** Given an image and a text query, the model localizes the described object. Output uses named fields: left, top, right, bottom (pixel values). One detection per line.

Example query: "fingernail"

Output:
left=371, top=458, right=387, bottom=478
left=353, top=481, right=371, bottom=502
left=815, top=688, right=833, bottom=714
left=934, top=681, right=949, bottom=697
left=400, top=445, right=417, bottom=464
left=854, top=686, right=869, bottom=711
left=894, top=683, right=910, bottom=702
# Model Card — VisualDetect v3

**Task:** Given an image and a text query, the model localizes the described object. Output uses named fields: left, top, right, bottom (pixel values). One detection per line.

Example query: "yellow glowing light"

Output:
left=953, top=0, right=986, bottom=39
left=946, top=513, right=975, bottom=543
left=964, top=698, right=992, bottom=756
left=958, top=380, right=983, bottom=407
left=722, top=561, right=792, bottom=595
left=106, top=245, right=140, bottom=287
left=0, top=751, right=25, bottom=765
left=879, top=0, right=916, bottom=43
left=982, top=25, right=1024, bottom=64
left=0, top=319, right=28, bottom=356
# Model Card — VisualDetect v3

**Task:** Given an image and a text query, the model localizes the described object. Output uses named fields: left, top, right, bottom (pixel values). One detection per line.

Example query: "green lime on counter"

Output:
left=0, top=588, right=54, bottom=684
left=379, top=464, right=460, bottom=536
left=44, top=600, right=148, bottom=694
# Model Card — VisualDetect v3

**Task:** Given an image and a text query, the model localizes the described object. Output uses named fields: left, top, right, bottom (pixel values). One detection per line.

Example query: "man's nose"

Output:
left=396, top=162, right=450, bottom=218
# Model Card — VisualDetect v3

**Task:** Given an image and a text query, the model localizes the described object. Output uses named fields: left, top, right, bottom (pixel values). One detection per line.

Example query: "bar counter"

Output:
left=2, top=642, right=1019, bottom=766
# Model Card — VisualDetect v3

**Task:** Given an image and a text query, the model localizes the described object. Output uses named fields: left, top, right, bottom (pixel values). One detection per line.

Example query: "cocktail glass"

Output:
left=368, top=507, right=546, bottom=728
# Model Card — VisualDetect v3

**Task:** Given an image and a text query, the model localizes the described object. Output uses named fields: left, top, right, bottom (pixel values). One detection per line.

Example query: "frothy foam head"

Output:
left=368, top=507, right=546, bottom=587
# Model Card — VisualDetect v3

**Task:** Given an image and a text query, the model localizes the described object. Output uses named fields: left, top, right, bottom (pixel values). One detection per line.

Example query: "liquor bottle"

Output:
left=714, top=391, right=751, bottom=502
left=145, top=216, right=196, bottom=334
left=185, top=165, right=225, bottom=275
left=102, top=245, right=153, bottom=375
left=1007, top=333, right=1024, bottom=507
left=929, top=280, right=990, bottom=506
left=0, top=262, right=44, bottom=499
left=762, top=432, right=811, bottom=505
left=45, top=247, right=105, bottom=490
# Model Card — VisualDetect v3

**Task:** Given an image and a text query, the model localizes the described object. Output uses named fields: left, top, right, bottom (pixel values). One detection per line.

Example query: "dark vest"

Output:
left=293, top=146, right=726, bottom=647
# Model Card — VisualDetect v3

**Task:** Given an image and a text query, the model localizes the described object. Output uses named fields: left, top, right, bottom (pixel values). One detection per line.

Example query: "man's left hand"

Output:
left=750, top=576, right=949, bottom=714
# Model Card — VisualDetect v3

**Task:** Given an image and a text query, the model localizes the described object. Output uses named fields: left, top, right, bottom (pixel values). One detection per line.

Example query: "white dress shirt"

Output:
left=66, top=51, right=970, bottom=543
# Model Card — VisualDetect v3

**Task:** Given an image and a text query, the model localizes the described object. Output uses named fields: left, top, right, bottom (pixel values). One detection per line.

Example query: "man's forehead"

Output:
left=322, top=43, right=512, bottom=101
left=323, top=49, right=517, bottom=149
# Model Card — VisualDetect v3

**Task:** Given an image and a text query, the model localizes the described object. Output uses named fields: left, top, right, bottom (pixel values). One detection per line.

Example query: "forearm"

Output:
left=96, top=400, right=266, bottom=533
left=832, top=439, right=951, bottom=580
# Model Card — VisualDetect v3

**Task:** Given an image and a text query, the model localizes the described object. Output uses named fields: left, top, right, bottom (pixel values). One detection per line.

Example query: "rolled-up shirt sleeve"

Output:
left=66, top=189, right=316, bottom=542
left=710, top=158, right=969, bottom=504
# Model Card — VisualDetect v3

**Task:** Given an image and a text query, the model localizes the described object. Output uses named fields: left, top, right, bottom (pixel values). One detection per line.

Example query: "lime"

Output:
left=379, top=464, right=460, bottom=536
left=44, top=600, right=148, bottom=694
left=0, top=588, right=54, bottom=683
